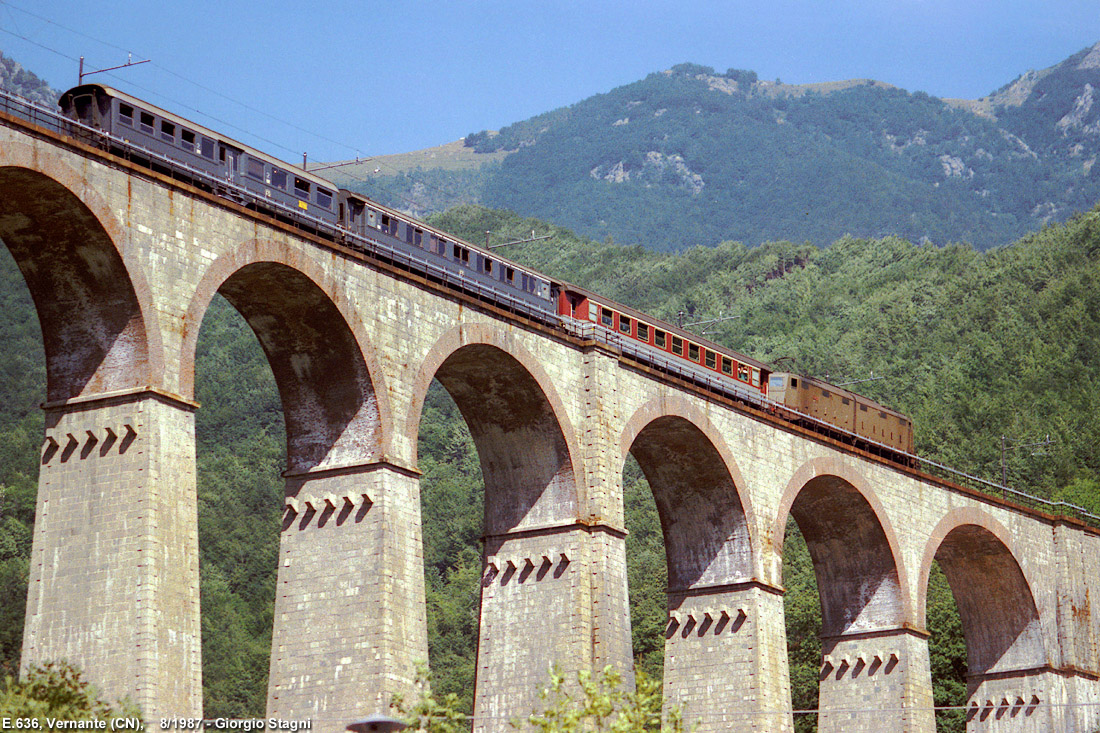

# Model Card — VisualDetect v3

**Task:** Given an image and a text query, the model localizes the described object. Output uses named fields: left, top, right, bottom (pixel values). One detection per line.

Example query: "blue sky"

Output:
left=3, top=0, right=1099, bottom=162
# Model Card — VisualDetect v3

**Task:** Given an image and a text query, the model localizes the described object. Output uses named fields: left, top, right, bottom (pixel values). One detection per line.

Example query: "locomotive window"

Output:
left=860, top=404, right=868, bottom=411
left=619, top=316, right=631, bottom=334
left=139, top=111, right=155, bottom=134
left=821, top=389, right=831, bottom=398
left=688, top=343, right=700, bottom=361
left=180, top=129, right=196, bottom=152
left=601, top=309, right=614, bottom=328
left=672, top=336, right=683, bottom=355
left=738, top=364, right=750, bottom=381
left=246, top=158, right=264, bottom=180
left=879, top=411, right=887, bottom=419
left=637, top=323, right=649, bottom=342
left=790, top=378, right=798, bottom=388
left=722, top=357, right=733, bottom=375
left=200, top=137, right=216, bottom=159
left=841, top=397, right=850, bottom=405
left=705, top=350, right=716, bottom=369
left=160, top=120, right=175, bottom=142
left=316, top=187, right=333, bottom=209
left=294, top=177, right=311, bottom=199
left=655, top=330, right=666, bottom=349
left=118, top=104, right=134, bottom=126
left=270, top=168, right=287, bottom=189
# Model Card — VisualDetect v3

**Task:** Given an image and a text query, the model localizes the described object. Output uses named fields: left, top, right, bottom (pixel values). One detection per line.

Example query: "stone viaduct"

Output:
left=3, top=104, right=1100, bottom=733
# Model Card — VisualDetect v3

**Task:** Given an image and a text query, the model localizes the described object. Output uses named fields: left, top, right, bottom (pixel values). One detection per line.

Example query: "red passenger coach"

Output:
left=557, top=285, right=771, bottom=399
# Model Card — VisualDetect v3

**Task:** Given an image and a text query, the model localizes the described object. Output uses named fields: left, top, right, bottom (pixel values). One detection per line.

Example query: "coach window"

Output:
left=413, top=228, right=424, bottom=247
left=637, top=322, right=649, bottom=342
left=672, top=336, right=683, bottom=356
left=738, top=364, right=750, bottom=381
left=247, top=158, right=265, bottom=180
left=601, top=309, right=614, bottom=328
left=454, top=245, right=470, bottom=264
left=655, top=330, right=667, bottom=349
left=139, top=111, right=155, bottom=134
left=484, top=259, right=494, bottom=275
left=705, top=350, right=717, bottom=369
left=752, top=369, right=760, bottom=386
left=270, top=168, right=287, bottom=189
left=316, top=187, right=333, bottom=209
left=180, top=129, right=196, bottom=153
left=118, top=104, right=134, bottom=126
left=294, top=177, right=311, bottom=200
left=688, top=343, right=700, bottom=362
left=160, top=120, right=176, bottom=142
left=505, top=266, right=515, bottom=282
left=619, top=315, right=632, bottom=335
left=722, top=357, right=733, bottom=375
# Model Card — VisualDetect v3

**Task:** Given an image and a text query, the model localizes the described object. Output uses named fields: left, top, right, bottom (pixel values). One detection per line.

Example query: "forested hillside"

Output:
left=342, top=44, right=1100, bottom=253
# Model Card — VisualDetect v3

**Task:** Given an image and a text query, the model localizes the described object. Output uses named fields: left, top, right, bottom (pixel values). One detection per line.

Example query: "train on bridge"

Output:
left=17, top=83, right=913, bottom=460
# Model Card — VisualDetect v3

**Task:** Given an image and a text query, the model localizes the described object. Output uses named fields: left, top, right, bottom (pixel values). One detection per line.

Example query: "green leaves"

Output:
left=0, top=661, right=139, bottom=722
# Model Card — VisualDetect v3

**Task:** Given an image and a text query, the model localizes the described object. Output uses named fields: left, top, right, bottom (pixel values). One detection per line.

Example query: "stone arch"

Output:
left=405, top=322, right=580, bottom=533
left=775, top=457, right=909, bottom=634
left=618, top=395, right=756, bottom=588
left=919, top=509, right=1047, bottom=677
left=181, top=240, right=386, bottom=472
left=0, top=151, right=160, bottom=401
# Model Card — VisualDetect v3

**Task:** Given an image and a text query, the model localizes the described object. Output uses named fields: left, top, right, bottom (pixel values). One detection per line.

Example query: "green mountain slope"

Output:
left=344, top=48, right=1100, bottom=252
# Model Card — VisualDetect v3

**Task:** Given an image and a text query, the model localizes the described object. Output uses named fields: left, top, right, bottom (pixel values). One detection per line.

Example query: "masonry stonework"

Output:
left=6, top=111, right=1100, bottom=732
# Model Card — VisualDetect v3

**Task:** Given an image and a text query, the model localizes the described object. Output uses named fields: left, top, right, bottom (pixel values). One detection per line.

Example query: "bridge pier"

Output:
left=22, top=391, right=202, bottom=719
left=664, top=582, right=793, bottom=732
left=267, top=463, right=427, bottom=729
left=474, top=522, right=629, bottom=732
left=817, top=629, right=935, bottom=733
left=963, top=668, right=1057, bottom=732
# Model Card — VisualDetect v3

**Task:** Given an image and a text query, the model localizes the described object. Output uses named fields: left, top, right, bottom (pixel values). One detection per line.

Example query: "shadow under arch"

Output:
left=182, top=246, right=383, bottom=472
left=920, top=510, right=1047, bottom=681
left=618, top=398, right=755, bottom=589
left=775, top=459, right=908, bottom=635
left=406, top=324, right=580, bottom=532
left=0, top=164, right=155, bottom=401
